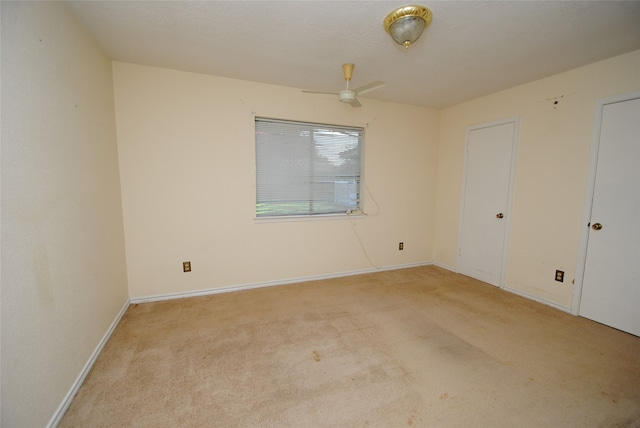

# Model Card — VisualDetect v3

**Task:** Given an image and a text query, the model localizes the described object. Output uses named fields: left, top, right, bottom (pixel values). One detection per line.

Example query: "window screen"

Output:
left=256, top=118, right=363, bottom=217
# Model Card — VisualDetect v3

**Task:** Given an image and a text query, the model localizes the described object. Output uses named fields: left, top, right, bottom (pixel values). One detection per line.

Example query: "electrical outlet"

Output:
left=399, top=242, right=404, bottom=251
left=555, top=270, right=564, bottom=282
left=183, top=261, right=191, bottom=272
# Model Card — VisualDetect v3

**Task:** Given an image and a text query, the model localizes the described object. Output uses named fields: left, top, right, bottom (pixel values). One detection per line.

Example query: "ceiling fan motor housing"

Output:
left=339, top=90, right=357, bottom=103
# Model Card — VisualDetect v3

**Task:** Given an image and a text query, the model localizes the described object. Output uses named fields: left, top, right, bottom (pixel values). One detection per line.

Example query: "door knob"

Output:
left=496, top=213, right=504, bottom=219
left=592, top=223, right=603, bottom=230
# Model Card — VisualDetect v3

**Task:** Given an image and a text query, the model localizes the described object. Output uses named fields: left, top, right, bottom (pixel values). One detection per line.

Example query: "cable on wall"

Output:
left=346, top=182, right=381, bottom=268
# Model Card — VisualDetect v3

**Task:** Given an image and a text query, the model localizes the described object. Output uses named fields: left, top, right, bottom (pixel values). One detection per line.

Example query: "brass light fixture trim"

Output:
left=383, top=5, right=433, bottom=49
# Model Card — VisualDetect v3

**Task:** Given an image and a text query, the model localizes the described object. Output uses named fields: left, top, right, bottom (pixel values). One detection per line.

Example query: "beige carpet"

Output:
left=59, top=266, right=640, bottom=427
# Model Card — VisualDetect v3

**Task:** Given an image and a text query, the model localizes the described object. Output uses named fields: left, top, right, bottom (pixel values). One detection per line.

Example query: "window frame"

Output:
left=254, top=117, right=365, bottom=222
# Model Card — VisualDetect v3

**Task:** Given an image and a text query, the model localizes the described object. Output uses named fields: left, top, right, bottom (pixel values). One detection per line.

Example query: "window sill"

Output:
left=254, top=212, right=366, bottom=224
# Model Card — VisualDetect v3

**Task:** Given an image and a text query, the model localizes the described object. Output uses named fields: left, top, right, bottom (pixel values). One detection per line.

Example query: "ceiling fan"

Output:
left=302, top=64, right=385, bottom=108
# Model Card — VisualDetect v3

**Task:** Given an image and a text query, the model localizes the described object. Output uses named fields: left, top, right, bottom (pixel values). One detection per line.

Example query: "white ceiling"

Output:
left=67, top=1, right=640, bottom=109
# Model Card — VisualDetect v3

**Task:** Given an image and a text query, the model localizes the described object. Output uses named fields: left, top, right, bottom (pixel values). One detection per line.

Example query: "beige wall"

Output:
left=112, top=62, right=440, bottom=299
left=1, top=2, right=129, bottom=426
left=433, top=50, right=640, bottom=308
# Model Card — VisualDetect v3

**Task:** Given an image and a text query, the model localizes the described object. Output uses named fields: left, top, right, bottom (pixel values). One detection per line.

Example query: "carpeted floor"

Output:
left=59, top=266, right=640, bottom=427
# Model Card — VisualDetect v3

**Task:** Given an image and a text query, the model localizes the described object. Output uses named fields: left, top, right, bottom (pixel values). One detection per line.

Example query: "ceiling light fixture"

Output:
left=383, top=5, right=432, bottom=49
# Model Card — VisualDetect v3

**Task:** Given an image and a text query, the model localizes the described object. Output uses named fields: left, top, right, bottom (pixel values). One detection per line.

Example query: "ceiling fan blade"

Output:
left=302, top=90, right=339, bottom=95
left=353, top=80, right=385, bottom=95
left=348, top=98, right=362, bottom=108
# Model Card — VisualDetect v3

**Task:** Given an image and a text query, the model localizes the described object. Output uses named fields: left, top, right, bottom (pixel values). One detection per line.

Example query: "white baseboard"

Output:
left=130, top=261, right=433, bottom=304
left=430, top=261, right=456, bottom=272
left=427, top=261, right=572, bottom=313
left=427, top=262, right=573, bottom=314
left=502, top=286, right=571, bottom=313
left=47, top=299, right=130, bottom=428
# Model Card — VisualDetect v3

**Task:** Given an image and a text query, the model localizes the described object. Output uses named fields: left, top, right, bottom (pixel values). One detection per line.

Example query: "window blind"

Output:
left=255, top=118, right=363, bottom=217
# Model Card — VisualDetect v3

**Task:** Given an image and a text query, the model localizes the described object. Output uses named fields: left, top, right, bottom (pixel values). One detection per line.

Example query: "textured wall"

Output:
left=112, top=62, right=440, bottom=299
left=433, top=50, right=640, bottom=308
left=1, top=2, right=129, bottom=426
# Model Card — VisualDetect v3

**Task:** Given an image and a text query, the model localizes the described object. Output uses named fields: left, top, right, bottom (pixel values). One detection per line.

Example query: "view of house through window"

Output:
left=255, top=118, right=363, bottom=217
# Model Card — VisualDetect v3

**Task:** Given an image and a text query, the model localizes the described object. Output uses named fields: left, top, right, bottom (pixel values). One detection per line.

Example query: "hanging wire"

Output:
left=346, top=182, right=381, bottom=268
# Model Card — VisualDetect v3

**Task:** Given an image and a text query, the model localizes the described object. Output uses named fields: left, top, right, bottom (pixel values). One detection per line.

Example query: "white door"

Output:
left=458, top=120, right=518, bottom=286
left=579, top=95, right=640, bottom=336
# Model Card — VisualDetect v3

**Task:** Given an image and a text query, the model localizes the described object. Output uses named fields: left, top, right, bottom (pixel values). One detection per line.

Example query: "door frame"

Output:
left=571, top=90, right=640, bottom=315
left=457, top=117, right=520, bottom=288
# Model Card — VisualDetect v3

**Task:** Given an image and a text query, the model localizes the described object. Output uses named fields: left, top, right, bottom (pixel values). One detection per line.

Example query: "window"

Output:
left=255, top=118, right=363, bottom=218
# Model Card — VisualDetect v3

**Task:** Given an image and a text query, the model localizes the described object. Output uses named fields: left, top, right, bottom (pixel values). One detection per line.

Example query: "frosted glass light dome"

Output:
left=383, top=5, right=433, bottom=49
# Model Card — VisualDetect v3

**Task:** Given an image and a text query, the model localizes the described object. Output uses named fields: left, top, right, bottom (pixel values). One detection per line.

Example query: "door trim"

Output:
left=457, top=117, right=520, bottom=288
left=571, top=90, right=640, bottom=315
